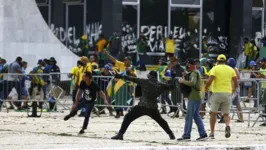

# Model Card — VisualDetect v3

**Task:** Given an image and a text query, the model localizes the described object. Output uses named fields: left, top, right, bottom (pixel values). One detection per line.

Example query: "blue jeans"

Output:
left=160, top=91, right=172, bottom=110
left=43, top=84, right=48, bottom=100
left=72, top=89, right=78, bottom=104
left=183, top=100, right=206, bottom=138
left=77, top=99, right=95, bottom=129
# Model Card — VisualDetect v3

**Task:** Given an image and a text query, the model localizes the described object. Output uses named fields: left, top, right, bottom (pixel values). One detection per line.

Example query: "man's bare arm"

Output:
left=73, top=89, right=82, bottom=110
left=205, top=75, right=215, bottom=90
left=103, top=50, right=116, bottom=64
left=99, top=91, right=109, bottom=105
left=232, top=76, right=238, bottom=92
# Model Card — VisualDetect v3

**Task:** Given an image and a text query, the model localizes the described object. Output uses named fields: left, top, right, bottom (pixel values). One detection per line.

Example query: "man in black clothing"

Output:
left=111, top=71, right=176, bottom=140
left=64, top=72, right=109, bottom=134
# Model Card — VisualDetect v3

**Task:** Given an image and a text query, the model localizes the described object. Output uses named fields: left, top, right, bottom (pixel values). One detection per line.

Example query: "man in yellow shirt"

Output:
left=205, top=54, right=238, bottom=139
left=69, top=60, right=83, bottom=104
left=96, top=34, right=107, bottom=53
left=164, top=34, right=176, bottom=61
left=103, top=49, right=137, bottom=118
left=103, top=50, right=136, bottom=77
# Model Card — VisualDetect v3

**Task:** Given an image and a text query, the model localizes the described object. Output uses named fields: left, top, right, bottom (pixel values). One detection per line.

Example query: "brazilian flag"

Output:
left=105, top=78, right=132, bottom=107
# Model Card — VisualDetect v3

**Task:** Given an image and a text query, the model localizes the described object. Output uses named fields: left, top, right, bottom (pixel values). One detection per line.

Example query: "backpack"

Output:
left=180, top=71, right=200, bottom=97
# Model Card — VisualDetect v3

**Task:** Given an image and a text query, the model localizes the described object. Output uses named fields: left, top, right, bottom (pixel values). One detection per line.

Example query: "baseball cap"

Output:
left=124, top=56, right=132, bottom=61
left=80, top=56, right=89, bottom=64
left=261, top=57, right=266, bottom=62
left=104, top=65, right=112, bottom=71
left=148, top=71, right=158, bottom=78
left=217, top=54, right=226, bottom=61
left=170, top=57, right=178, bottom=63
left=37, top=59, right=43, bottom=64
left=187, top=58, right=196, bottom=65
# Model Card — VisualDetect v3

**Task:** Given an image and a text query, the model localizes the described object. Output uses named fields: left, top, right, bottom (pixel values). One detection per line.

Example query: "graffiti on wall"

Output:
left=50, top=23, right=229, bottom=62
left=121, top=24, right=137, bottom=54
left=50, top=22, right=102, bottom=54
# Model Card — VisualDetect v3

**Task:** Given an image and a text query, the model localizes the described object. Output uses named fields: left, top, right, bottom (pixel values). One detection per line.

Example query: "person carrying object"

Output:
left=177, top=59, right=208, bottom=141
left=111, top=71, right=176, bottom=140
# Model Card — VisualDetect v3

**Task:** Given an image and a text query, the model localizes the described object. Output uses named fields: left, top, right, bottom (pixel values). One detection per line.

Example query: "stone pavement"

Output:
left=0, top=111, right=266, bottom=150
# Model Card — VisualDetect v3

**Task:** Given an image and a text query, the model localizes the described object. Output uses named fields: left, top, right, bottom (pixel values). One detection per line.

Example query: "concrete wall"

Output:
left=0, top=0, right=79, bottom=73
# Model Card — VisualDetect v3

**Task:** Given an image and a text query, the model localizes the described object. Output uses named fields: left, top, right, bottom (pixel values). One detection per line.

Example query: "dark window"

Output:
left=122, top=5, right=138, bottom=63
left=252, top=0, right=264, bottom=7
left=171, top=0, right=200, bottom=5
left=140, top=0, right=168, bottom=64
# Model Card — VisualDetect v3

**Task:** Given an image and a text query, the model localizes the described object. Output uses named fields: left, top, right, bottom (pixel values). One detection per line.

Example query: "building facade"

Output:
left=36, top=0, right=265, bottom=64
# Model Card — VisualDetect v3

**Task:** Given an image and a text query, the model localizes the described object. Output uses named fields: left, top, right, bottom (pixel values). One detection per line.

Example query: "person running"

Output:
left=177, top=59, right=207, bottom=141
left=64, top=71, right=109, bottom=134
left=111, top=71, right=176, bottom=140
left=205, top=54, right=238, bottom=139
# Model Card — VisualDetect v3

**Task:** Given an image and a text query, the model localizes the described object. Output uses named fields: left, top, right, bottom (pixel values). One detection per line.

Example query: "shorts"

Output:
left=210, top=93, right=231, bottom=114
left=232, top=91, right=239, bottom=106
left=22, top=87, right=29, bottom=97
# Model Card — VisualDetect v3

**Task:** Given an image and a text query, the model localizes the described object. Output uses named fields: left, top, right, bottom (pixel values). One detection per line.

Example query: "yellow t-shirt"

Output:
left=77, top=64, right=92, bottom=86
left=165, top=39, right=176, bottom=54
left=210, top=64, right=236, bottom=93
left=97, top=39, right=107, bottom=53
left=260, top=68, right=266, bottom=88
left=70, top=66, right=79, bottom=83
left=115, top=61, right=136, bottom=75
left=90, top=62, right=99, bottom=69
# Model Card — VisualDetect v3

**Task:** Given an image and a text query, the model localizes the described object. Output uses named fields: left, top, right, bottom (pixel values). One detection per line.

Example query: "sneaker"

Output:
left=196, top=134, right=208, bottom=141
left=78, top=112, right=85, bottom=117
left=236, top=119, right=244, bottom=123
left=259, top=122, right=266, bottom=126
left=120, top=111, right=124, bottom=116
left=169, top=133, right=175, bottom=140
left=79, top=129, right=85, bottom=134
left=115, top=114, right=120, bottom=119
left=177, top=137, right=191, bottom=141
left=209, top=133, right=215, bottom=139
left=111, top=133, right=123, bottom=140
left=8, top=106, right=15, bottom=110
left=64, top=111, right=77, bottom=121
left=218, top=119, right=225, bottom=123
left=225, top=126, right=231, bottom=138
left=22, top=105, right=29, bottom=109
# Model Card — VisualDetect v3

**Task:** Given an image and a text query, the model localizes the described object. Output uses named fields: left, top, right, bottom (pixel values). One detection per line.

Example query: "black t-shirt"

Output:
left=79, top=81, right=101, bottom=102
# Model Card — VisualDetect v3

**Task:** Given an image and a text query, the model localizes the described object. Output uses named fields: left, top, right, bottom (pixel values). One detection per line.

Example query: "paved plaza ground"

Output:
left=0, top=110, right=266, bottom=150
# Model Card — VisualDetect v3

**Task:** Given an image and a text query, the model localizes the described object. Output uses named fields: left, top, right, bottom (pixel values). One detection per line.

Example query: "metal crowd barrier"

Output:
left=47, top=73, right=136, bottom=115
left=252, top=80, right=266, bottom=127
left=157, top=73, right=266, bottom=127
left=0, top=73, right=53, bottom=116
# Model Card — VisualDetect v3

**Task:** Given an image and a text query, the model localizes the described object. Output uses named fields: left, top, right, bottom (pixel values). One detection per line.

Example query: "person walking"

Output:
left=111, top=71, right=176, bottom=140
left=6, top=56, right=23, bottom=108
left=219, top=58, right=243, bottom=123
left=177, top=59, right=208, bottom=141
left=205, top=54, right=238, bottom=139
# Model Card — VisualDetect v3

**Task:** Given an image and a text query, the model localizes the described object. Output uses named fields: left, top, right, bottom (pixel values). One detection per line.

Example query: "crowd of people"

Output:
left=0, top=56, right=60, bottom=111
left=1, top=33, right=266, bottom=140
